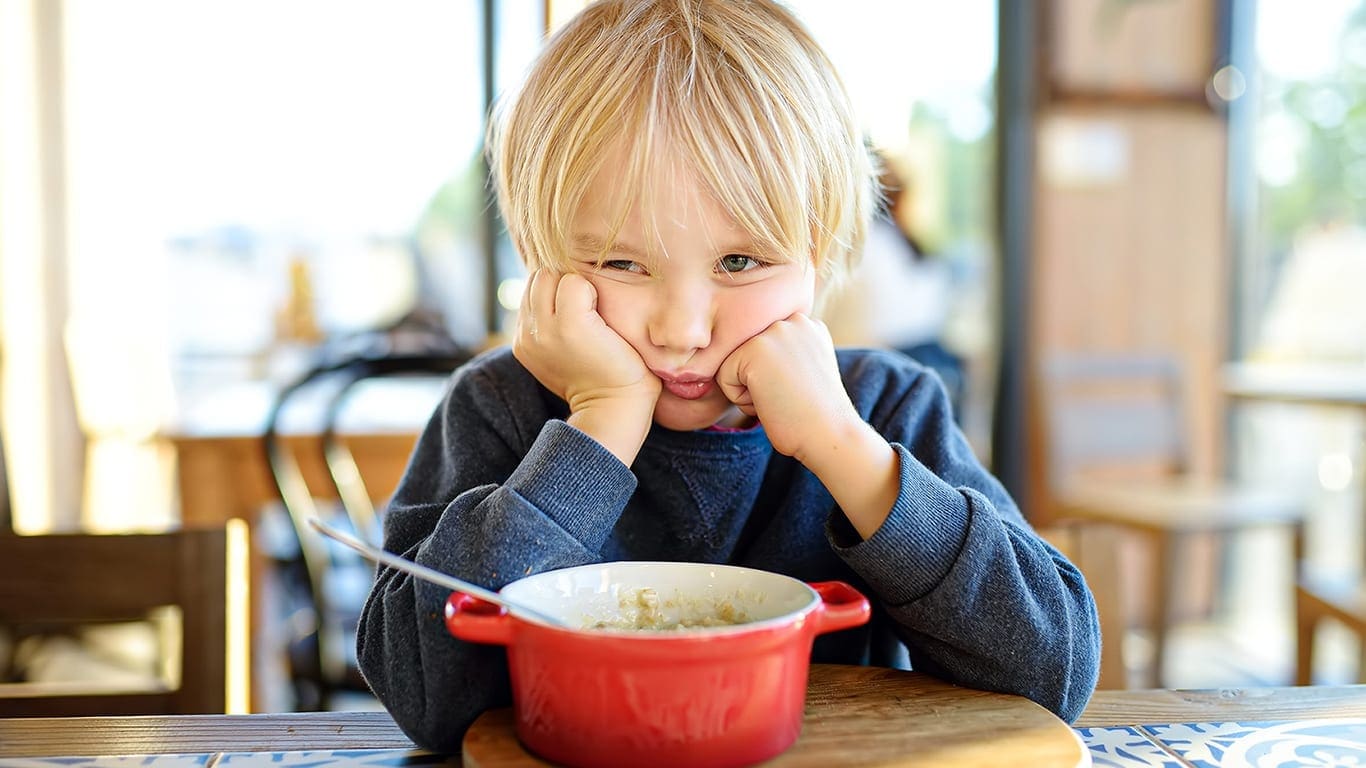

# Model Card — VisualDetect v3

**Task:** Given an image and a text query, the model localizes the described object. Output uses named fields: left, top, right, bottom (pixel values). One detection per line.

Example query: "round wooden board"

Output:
left=463, top=664, right=1088, bottom=767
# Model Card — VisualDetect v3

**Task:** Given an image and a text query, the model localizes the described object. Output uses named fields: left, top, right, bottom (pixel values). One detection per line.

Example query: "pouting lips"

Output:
left=660, top=378, right=714, bottom=400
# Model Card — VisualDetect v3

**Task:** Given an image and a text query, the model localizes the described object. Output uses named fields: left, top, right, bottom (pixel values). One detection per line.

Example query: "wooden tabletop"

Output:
left=465, top=665, right=1084, bottom=767
left=1223, top=361, right=1366, bottom=408
left=1077, top=683, right=1366, bottom=726
left=4, top=668, right=1365, bottom=764
left=0, top=710, right=416, bottom=757
left=1, top=665, right=1085, bottom=764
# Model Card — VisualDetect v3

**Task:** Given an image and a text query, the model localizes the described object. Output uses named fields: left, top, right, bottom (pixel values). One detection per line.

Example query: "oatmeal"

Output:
left=587, top=587, right=753, bottom=630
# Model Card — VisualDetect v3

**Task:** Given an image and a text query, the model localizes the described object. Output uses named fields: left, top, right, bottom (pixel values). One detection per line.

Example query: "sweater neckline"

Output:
left=644, top=420, right=771, bottom=455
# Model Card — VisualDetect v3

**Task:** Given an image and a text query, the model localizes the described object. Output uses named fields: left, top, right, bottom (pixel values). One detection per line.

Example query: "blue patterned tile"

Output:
left=1144, top=721, right=1264, bottom=767
left=216, top=751, right=455, bottom=767
left=1076, top=725, right=1186, bottom=767
left=0, top=756, right=213, bottom=768
left=1149, top=719, right=1366, bottom=768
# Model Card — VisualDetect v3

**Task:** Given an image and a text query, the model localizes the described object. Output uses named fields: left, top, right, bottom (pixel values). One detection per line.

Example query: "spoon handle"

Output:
left=307, top=516, right=563, bottom=627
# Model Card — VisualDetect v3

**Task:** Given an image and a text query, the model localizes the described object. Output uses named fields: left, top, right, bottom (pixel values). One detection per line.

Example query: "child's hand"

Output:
left=715, top=313, right=861, bottom=462
left=513, top=269, right=660, bottom=464
left=717, top=313, right=900, bottom=540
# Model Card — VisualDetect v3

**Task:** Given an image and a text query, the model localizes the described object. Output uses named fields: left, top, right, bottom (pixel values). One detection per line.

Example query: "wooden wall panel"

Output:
left=1028, top=108, right=1229, bottom=518
left=1044, top=0, right=1216, bottom=102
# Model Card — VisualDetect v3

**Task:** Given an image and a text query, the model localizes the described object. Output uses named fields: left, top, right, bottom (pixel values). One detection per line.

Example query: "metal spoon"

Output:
left=308, top=516, right=567, bottom=627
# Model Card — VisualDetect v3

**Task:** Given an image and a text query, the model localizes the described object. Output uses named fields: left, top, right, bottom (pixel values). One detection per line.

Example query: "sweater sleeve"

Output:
left=828, top=351, right=1101, bottom=722
left=355, top=355, right=636, bottom=753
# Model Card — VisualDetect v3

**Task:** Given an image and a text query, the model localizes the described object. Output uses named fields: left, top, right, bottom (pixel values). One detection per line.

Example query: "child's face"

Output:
left=568, top=148, right=816, bottom=432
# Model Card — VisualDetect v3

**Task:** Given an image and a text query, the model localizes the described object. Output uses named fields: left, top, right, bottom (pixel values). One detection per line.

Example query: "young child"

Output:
left=358, top=0, right=1100, bottom=753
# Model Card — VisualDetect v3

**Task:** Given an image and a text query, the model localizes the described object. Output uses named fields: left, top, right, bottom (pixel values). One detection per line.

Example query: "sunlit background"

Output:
left=2, top=0, right=1364, bottom=711
left=18, top=0, right=1008, bottom=535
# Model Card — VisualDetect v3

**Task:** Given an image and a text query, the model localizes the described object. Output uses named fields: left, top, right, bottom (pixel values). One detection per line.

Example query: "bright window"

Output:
left=58, top=1, right=543, bottom=528
left=784, top=0, right=998, bottom=450
left=63, top=1, right=541, bottom=381
left=1230, top=0, right=1366, bottom=683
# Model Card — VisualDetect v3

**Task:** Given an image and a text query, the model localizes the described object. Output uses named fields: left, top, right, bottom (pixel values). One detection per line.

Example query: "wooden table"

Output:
left=1223, top=360, right=1366, bottom=684
left=0, top=665, right=1086, bottom=765
left=1079, top=683, right=1366, bottom=726
left=1223, top=361, right=1366, bottom=410
left=6, top=666, right=1366, bottom=767
left=466, top=664, right=1083, bottom=767
left=1222, top=363, right=1366, bottom=544
left=1078, top=685, right=1366, bottom=766
left=166, top=378, right=442, bottom=531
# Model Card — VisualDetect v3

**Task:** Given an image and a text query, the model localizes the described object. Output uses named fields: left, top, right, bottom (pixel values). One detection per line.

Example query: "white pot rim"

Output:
left=499, top=561, right=820, bottom=636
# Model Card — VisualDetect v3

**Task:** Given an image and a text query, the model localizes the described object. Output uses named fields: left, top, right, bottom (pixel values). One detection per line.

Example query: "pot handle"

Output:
left=444, top=592, right=516, bottom=646
left=808, top=581, right=872, bottom=635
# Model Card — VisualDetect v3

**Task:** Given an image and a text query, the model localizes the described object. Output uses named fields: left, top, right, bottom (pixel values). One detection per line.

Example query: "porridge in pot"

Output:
left=585, top=587, right=756, bottom=631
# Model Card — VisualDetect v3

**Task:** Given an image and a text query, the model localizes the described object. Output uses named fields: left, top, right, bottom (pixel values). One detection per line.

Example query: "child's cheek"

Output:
left=752, top=270, right=817, bottom=327
left=727, top=292, right=807, bottom=343
left=586, top=281, right=646, bottom=346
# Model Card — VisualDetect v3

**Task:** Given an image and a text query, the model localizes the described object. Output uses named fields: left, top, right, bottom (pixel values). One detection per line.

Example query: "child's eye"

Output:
left=718, top=254, right=764, bottom=273
left=595, top=259, right=648, bottom=274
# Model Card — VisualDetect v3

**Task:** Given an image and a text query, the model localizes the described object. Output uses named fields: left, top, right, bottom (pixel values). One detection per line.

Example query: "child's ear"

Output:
left=810, top=273, right=828, bottom=318
left=813, top=260, right=833, bottom=299
left=811, top=261, right=850, bottom=319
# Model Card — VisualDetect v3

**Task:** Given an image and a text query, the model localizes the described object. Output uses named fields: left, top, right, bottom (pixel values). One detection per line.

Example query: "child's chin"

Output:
left=652, top=398, right=730, bottom=433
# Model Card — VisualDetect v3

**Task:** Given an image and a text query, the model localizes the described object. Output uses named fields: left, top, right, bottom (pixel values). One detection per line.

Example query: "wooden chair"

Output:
left=319, top=352, right=470, bottom=543
left=1296, top=567, right=1366, bottom=684
left=1039, top=353, right=1307, bottom=687
left=0, top=527, right=228, bottom=716
left=263, top=348, right=467, bottom=710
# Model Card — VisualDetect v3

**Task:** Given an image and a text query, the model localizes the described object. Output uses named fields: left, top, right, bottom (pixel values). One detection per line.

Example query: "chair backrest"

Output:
left=0, top=527, right=228, bottom=716
left=321, top=353, right=467, bottom=541
left=262, top=350, right=467, bottom=582
left=261, top=348, right=467, bottom=707
left=1040, top=353, right=1191, bottom=490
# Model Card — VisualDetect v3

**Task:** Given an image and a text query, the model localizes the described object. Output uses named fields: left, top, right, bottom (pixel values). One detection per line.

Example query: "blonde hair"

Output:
left=487, top=0, right=875, bottom=293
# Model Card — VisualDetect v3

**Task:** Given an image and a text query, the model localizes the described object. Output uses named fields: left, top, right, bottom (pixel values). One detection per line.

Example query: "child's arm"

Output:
left=847, top=352, right=1100, bottom=722
left=723, top=335, right=1101, bottom=721
left=361, top=269, right=668, bottom=751
left=513, top=269, right=659, bottom=466
left=716, top=313, right=899, bottom=538
left=356, top=351, right=639, bottom=753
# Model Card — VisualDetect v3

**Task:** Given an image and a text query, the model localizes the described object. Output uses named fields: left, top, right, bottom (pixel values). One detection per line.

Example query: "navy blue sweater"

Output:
left=357, top=346, right=1100, bottom=753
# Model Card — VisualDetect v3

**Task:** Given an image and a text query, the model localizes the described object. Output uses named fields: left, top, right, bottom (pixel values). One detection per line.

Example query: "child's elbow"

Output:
left=395, top=708, right=474, bottom=756
left=1053, top=678, right=1096, bottom=725
left=1051, top=620, right=1102, bottom=724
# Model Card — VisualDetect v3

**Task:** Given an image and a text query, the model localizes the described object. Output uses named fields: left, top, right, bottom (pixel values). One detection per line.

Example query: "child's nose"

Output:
left=647, top=286, right=712, bottom=353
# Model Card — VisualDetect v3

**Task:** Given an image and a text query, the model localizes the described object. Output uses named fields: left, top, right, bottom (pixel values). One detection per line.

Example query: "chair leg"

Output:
left=1088, top=526, right=1129, bottom=690
left=1292, top=520, right=1314, bottom=686
left=1295, top=601, right=1316, bottom=686
left=1149, top=530, right=1173, bottom=688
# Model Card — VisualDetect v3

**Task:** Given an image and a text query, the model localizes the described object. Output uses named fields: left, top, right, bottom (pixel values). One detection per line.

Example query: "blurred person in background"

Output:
left=827, top=152, right=965, bottom=420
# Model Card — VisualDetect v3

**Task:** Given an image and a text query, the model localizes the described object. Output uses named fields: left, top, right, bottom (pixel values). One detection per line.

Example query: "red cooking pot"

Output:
left=445, top=560, right=870, bottom=768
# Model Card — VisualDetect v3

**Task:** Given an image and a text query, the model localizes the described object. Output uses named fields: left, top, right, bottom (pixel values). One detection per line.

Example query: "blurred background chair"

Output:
left=1039, top=353, right=1307, bottom=688
left=261, top=316, right=470, bottom=711
left=1223, top=361, right=1366, bottom=684
left=0, top=527, right=228, bottom=716
left=317, top=352, right=470, bottom=545
left=1296, top=552, right=1366, bottom=683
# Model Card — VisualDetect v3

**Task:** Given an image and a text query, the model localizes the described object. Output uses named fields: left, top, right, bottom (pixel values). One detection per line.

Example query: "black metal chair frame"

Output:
left=262, top=350, right=467, bottom=710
